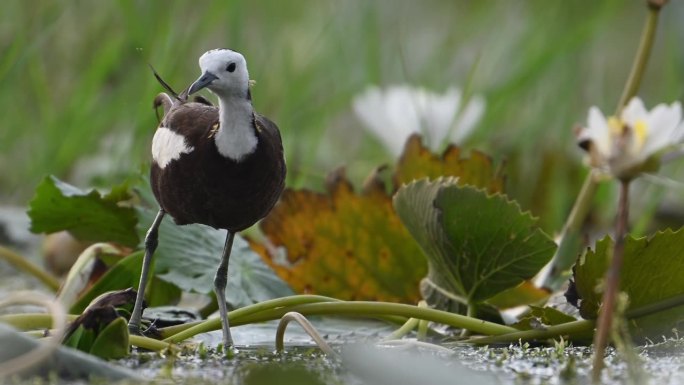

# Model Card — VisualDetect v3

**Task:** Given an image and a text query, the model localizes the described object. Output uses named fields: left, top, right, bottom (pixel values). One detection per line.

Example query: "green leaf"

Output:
left=28, top=176, right=139, bottom=247
left=137, top=207, right=293, bottom=308
left=394, top=179, right=556, bottom=306
left=574, top=229, right=684, bottom=339
left=89, top=317, right=129, bottom=359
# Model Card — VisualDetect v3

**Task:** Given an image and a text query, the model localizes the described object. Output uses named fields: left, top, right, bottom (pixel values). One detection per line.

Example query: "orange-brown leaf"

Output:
left=254, top=169, right=425, bottom=303
left=393, top=134, right=505, bottom=193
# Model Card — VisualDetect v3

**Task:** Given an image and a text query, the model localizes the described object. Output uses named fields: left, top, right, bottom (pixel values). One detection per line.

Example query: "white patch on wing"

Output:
left=151, top=127, right=194, bottom=168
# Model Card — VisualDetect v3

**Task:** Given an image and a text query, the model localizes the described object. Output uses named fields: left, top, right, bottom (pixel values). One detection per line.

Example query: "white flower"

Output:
left=352, top=85, right=485, bottom=157
left=577, top=97, right=684, bottom=180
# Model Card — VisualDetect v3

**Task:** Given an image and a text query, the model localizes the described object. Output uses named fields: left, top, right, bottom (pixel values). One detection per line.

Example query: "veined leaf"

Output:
left=28, top=176, right=138, bottom=247
left=573, top=228, right=684, bottom=339
left=253, top=135, right=506, bottom=304
left=394, top=179, right=556, bottom=307
left=137, top=207, right=293, bottom=308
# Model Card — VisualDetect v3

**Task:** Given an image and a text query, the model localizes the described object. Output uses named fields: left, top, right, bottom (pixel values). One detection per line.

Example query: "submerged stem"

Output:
left=592, top=180, right=631, bottom=382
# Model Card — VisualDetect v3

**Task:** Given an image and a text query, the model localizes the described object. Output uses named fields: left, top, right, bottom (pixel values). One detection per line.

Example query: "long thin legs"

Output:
left=214, top=231, right=235, bottom=348
left=128, top=208, right=165, bottom=335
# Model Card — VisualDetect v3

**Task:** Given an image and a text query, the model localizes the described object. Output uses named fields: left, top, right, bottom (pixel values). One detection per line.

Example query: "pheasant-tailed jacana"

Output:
left=128, top=49, right=286, bottom=348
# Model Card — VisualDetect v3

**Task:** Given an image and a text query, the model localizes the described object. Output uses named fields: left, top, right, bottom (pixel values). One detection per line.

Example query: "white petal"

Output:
left=354, top=85, right=432, bottom=156
left=641, top=101, right=683, bottom=159
left=621, top=97, right=648, bottom=127
left=451, top=94, right=485, bottom=144
left=420, top=88, right=460, bottom=149
left=582, top=106, right=611, bottom=156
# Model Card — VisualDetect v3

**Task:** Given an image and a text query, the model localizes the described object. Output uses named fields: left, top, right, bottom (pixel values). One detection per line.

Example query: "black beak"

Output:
left=188, top=72, right=218, bottom=95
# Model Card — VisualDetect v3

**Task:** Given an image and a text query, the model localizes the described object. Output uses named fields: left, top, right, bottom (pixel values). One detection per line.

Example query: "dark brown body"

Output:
left=151, top=100, right=285, bottom=232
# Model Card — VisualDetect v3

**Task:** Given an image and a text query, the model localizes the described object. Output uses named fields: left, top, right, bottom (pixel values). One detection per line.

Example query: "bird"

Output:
left=128, top=48, right=286, bottom=348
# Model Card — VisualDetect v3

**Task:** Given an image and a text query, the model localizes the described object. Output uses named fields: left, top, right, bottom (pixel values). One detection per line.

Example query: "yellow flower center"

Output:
left=607, top=116, right=622, bottom=136
left=606, top=116, right=648, bottom=153
left=633, top=119, right=648, bottom=149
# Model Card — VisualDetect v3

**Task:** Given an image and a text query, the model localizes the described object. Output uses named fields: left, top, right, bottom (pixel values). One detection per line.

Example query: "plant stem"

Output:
left=542, top=0, right=663, bottom=292
left=541, top=172, right=599, bottom=290
left=170, top=301, right=518, bottom=343
left=468, top=319, right=595, bottom=345
left=129, top=335, right=171, bottom=351
left=468, top=291, right=684, bottom=345
left=592, top=179, right=631, bottom=383
left=161, top=295, right=340, bottom=342
left=615, top=7, right=661, bottom=115
left=0, top=246, right=60, bottom=291
left=385, top=317, right=420, bottom=340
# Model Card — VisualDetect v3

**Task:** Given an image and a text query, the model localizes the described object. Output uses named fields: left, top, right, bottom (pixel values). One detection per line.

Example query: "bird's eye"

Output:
left=226, top=63, right=236, bottom=72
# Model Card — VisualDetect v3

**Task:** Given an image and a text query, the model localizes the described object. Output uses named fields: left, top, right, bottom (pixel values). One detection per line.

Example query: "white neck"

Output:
left=214, top=96, right=258, bottom=162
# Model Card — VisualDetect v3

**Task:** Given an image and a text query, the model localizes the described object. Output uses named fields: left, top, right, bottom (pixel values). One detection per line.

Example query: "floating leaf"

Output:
left=137, top=207, right=293, bottom=308
left=394, top=179, right=556, bottom=308
left=28, top=176, right=138, bottom=247
left=394, top=134, right=505, bottom=193
left=573, top=229, right=684, bottom=339
left=254, top=169, right=425, bottom=302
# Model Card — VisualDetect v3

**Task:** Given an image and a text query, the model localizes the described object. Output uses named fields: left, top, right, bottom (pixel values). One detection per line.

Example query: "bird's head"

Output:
left=188, top=49, right=249, bottom=98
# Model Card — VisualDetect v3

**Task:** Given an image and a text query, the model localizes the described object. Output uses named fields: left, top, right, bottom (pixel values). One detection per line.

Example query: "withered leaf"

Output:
left=254, top=168, right=425, bottom=303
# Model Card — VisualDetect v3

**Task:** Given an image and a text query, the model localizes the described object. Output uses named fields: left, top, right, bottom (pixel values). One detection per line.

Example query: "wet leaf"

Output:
left=573, top=229, right=684, bottom=339
left=394, top=179, right=556, bottom=307
left=394, top=134, right=505, bottom=193
left=254, top=169, right=425, bottom=302
left=137, top=207, right=293, bottom=308
left=28, top=176, right=138, bottom=247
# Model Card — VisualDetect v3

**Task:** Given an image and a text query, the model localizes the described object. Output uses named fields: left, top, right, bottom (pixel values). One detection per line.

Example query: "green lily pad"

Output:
left=28, top=176, right=139, bottom=247
left=573, top=228, right=684, bottom=339
left=393, top=179, right=556, bottom=308
left=137, top=207, right=293, bottom=308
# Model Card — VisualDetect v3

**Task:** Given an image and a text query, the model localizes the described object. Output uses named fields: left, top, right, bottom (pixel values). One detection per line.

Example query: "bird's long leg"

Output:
left=214, top=231, right=235, bottom=348
left=128, top=208, right=165, bottom=335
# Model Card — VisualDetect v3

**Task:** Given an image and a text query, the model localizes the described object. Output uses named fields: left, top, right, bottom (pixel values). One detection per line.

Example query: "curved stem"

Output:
left=161, top=295, right=340, bottom=342
left=385, top=317, right=420, bottom=341
left=275, top=312, right=336, bottom=356
left=0, top=246, right=60, bottom=291
left=615, top=7, right=661, bottom=114
left=163, top=299, right=515, bottom=344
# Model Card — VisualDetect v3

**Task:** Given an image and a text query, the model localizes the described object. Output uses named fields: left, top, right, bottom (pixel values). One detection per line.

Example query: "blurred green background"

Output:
left=1, top=0, right=683, bottom=233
